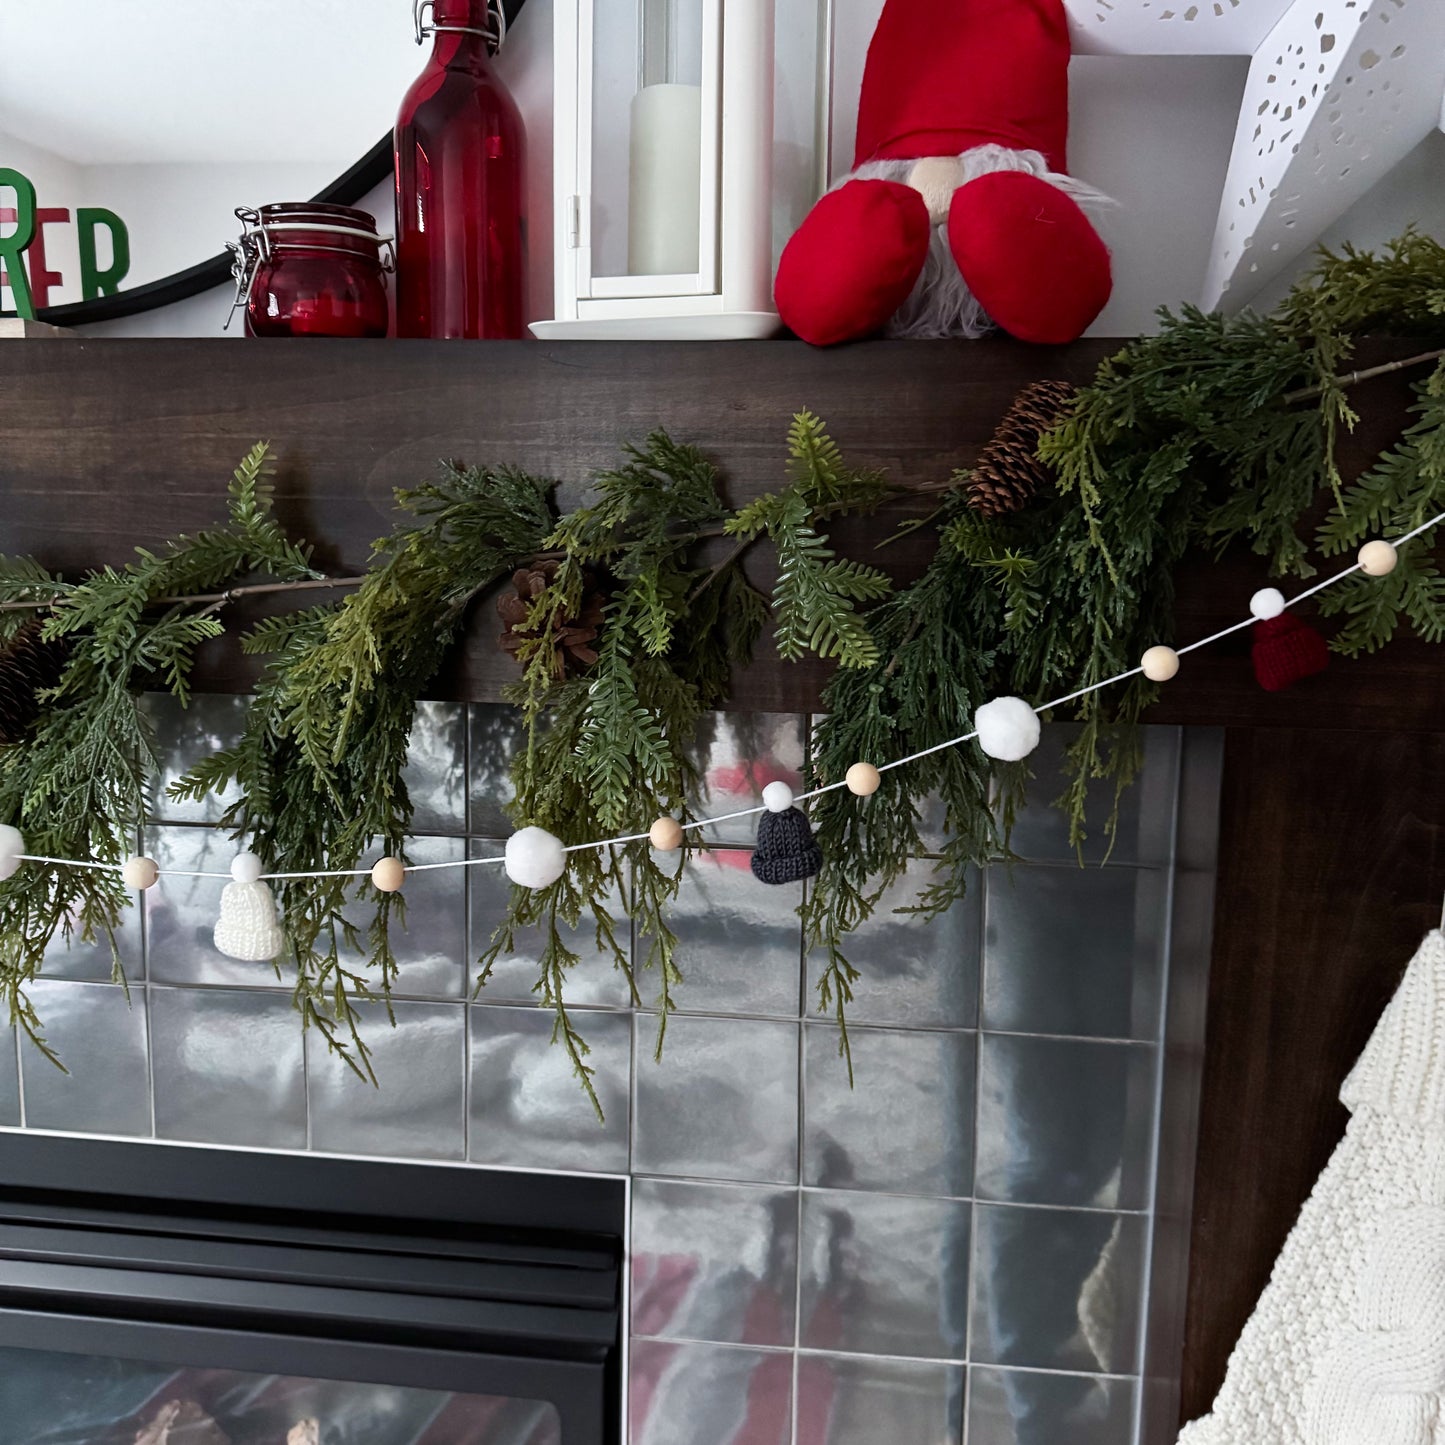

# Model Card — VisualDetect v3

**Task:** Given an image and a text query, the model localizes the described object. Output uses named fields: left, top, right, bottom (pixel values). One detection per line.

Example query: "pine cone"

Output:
left=498, top=560, right=606, bottom=677
left=966, top=380, right=1078, bottom=518
left=0, top=620, right=69, bottom=745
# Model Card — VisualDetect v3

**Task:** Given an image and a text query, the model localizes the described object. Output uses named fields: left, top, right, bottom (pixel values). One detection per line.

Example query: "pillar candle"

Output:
left=628, top=83, right=702, bottom=276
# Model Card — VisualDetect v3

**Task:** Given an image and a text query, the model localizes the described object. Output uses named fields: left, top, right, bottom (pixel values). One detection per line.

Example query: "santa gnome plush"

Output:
left=774, top=0, right=1112, bottom=346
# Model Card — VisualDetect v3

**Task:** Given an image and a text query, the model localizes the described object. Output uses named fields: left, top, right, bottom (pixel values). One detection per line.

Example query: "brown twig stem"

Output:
left=1283, top=347, right=1445, bottom=405
left=0, top=575, right=366, bottom=615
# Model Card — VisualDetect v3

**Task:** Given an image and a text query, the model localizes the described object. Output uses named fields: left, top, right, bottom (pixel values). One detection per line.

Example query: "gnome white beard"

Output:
left=841, top=144, right=1112, bottom=339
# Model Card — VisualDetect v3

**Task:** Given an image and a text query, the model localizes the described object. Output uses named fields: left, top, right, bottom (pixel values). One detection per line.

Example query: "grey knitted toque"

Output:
left=751, top=807, right=822, bottom=885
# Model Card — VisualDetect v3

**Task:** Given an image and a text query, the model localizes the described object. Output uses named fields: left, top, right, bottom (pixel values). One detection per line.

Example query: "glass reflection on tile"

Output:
left=1007, top=724, right=1179, bottom=866
left=150, top=987, right=305, bottom=1149
left=403, top=700, right=467, bottom=835
left=632, top=1015, right=799, bottom=1185
left=983, top=865, right=1167, bottom=1040
left=799, top=1190, right=970, bottom=1360
left=686, top=713, right=807, bottom=847
left=968, top=1366, right=1137, bottom=1445
left=970, top=1205, right=1145, bottom=1374
left=144, top=825, right=293, bottom=988
left=0, top=1025, right=17, bottom=1126
left=975, top=1034, right=1156, bottom=1210
left=369, top=835, right=467, bottom=998
left=632, top=1179, right=797, bottom=1347
left=309, top=1000, right=465, bottom=1160
left=43, top=878, right=143, bottom=983
left=20, top=981, right=149, bottom=1136
left=468, top=703, right=526, bottom=837
left=804, top=1024, right=974, bottom=1197
left=470, top=847, right=634, bottom=1009
left=796, top=1354, right=964, bottom=1445
left=665, top=850, right=802, bottom=1018
left=141, top=692, right=248, bottom=825
left=630, top=1339, right=791, bottom=1445
left=805, top=863, right=980, bottom=1028
left=469, top=1005, right=630, bottom=1172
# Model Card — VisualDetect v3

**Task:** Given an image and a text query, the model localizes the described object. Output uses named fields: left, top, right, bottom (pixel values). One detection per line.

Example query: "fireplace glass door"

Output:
left=0, top=1347, right=564, bottom=1445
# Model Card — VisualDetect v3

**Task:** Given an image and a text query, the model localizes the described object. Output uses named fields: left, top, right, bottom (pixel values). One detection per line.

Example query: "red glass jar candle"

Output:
left=395, top=0, right=527, bottom=338
left=228, top=203, right=393, bottom=338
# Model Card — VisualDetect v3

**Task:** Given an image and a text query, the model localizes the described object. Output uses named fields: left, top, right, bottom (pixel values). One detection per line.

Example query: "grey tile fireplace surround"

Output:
left=0, top=698, right=1222, bottom=1445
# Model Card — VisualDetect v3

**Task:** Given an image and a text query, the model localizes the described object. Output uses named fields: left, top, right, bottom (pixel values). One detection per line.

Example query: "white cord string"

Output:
left=11, top=516, right=1442, bottom=886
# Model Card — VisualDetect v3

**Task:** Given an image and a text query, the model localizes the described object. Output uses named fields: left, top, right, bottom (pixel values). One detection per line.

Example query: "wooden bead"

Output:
left=1141, top=645, right=1180, bottom=682
left=1358, top=539, right=1399, bottom=577
left=121, top=855, right=159, bottom=891
left=649, top=817, right=684, bottom=852
left=371, top=856, right=406, bottom=893
left=845, top=762, right=881, bottom=797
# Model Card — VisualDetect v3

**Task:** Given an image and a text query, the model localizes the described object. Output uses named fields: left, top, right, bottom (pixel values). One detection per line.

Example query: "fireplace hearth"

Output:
left=0, top=1135, right=624, bottom=1445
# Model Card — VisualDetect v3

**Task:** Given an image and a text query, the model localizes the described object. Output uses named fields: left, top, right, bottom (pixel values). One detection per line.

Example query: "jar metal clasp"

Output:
left=413, top=0, right=507, bottom=51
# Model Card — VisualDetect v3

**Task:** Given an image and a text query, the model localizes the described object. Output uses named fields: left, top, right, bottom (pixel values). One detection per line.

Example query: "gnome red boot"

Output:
left=775, top=0, right=1113, bottom=346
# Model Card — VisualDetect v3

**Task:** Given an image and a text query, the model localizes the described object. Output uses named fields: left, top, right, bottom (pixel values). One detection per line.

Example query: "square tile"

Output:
left=970, top=1205, right=1146, bottom=1374
left=632, top=1178, right=798, bottom=1347
left=796, top=1354, right=965, bottom=1445
left=632, top=1015, right=799, bottom=1185
left=150, top=987, right=305, bottom=1149
left=975, top=1035, right=1157, bottom=1210
left=804, top=1024, right=974, bottom=1197
left=0, top=1025, right=17, bottom=1126
left=806, top=863, right=981, bottom=1028
left=469, top=1005, right=630, bottom=1172
left=470, top=845, right=634, bottom=1008
left=799, top=1190, right=970, bottom=1360
left=141, top=692, right=248, bottom=825
left=665, top=850, right=803, bottom=1018
left=468, top=703, right=526, bottom=837
left=982, top=865, right=1168, bottom=1040
left=43, top=885, right=144, bottom=983
left=630, top=1339, right=791, bottom=1445
left=369, top=835, right=468, bottom=998
left=144, top=825, right=293, bottom=988
left=968, top=1366, right=1137, bottom=1445
left=308, top=1000, right=465, bottom=1159
left=403, top=700, right=467, bottom=835
left=685, top=712, right=807, bottom=848
left=1007, top=724, right=1179, bottom=866
left=20, top=980, right=150, bottom=1136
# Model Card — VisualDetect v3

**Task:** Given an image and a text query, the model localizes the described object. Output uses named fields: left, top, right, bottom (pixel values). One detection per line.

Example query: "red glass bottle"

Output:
left=395, top=0, right=527, bottom=339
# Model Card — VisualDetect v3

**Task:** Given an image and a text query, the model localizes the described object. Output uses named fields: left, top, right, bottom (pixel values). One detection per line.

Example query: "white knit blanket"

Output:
left=1178, top=929, right=1445, bottom=1445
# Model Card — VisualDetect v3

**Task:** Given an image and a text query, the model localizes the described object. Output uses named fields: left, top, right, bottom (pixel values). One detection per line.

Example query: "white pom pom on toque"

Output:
left=1250, top=588, right=1286, bottom=621
left=0, top=824, right=24, bottom=882
left=762, top=781, right=795, bottom=813
left=230, top=851, right=264, bottom=884
left=122, top=855, right=159, bottom=891
left=1141, top=645, right=1180, bottom=682
left=974, top=696, right=1041, bottom=762
left=505, top=827, right=567, bottom=890
left=1359, top=539, right=1399, bottom=576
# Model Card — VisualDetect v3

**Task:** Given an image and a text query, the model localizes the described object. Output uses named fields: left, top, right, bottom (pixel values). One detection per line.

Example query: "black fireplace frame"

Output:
left=0, top=1133, right=625, bottom=1444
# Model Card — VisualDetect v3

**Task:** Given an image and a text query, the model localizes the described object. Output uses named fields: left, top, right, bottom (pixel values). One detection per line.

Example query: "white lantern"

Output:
left=532, top=0, right=780, bottom=339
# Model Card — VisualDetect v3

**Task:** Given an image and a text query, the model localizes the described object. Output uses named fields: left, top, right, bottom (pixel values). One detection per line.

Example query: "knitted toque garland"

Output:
left=751, top=807, right=822, bottom=886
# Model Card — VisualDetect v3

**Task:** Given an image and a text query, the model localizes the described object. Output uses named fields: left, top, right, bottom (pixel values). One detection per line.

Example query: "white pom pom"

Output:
left=0, top=824, right=23, bottom=882
left=974, top=696, right=1041, bottom=762
left=762, top=781, right=795, bottom=813
left=505, top=826, right=567, bottom=890
left=1249, top=588, right=1286, bottom=621
left=230, top=851, right=264, bottom=884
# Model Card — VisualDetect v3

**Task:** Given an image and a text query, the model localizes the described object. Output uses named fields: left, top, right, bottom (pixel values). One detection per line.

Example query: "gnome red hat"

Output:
left=775, top=0, right=1112, bottom=348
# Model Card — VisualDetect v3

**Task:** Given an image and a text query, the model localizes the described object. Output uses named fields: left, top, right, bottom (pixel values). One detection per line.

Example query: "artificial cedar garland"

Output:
left=0, top=235, right=1444, bottom=1098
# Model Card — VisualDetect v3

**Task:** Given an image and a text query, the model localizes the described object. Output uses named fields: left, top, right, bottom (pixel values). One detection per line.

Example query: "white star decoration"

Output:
left=1065, top=0, right=1445, bottom=309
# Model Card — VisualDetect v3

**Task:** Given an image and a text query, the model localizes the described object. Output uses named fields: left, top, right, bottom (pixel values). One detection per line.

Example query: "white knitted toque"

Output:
left=213, top=878, right=286, bottom=962
left=1177, top=930, right=1445, bottom=1445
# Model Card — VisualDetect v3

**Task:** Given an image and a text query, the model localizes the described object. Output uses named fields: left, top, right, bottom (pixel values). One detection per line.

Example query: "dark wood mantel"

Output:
left=3, top=336, right=1444, bottom=1437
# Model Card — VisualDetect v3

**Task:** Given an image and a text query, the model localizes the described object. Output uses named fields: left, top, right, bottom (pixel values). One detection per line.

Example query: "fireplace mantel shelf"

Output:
left=0, top=335, right=1437, bottom=730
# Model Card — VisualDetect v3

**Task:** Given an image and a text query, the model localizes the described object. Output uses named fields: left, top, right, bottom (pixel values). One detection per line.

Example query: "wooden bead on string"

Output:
left=845, top=762, right=881, bottom=796
left=1141, top=645, right=1179, bottom=682
left=122, top=855, right=159, bottom=891
left=649, top=817, right=684, bottom=851
left=371, top=856, right=406, bottom=893
left=1358, top=539, right=1399, bottom=577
